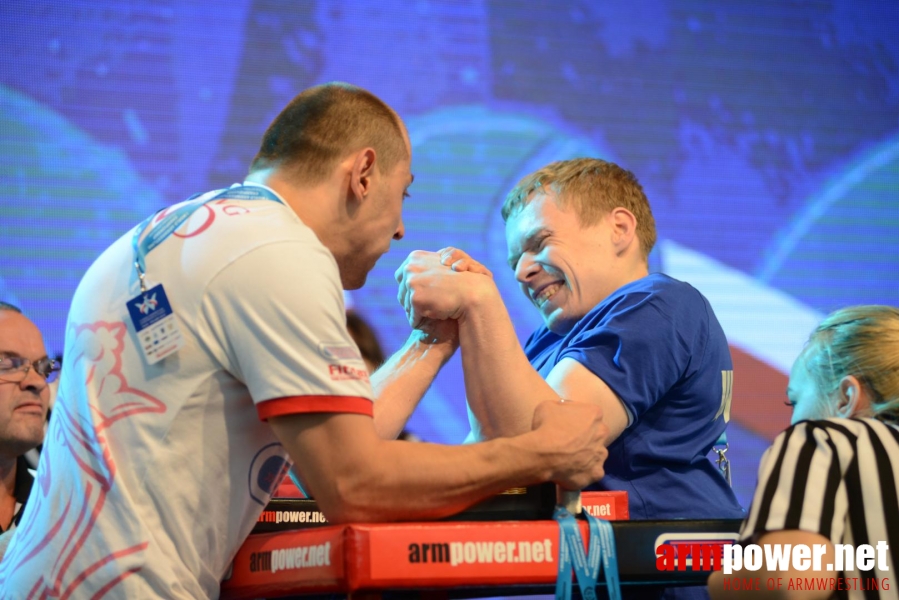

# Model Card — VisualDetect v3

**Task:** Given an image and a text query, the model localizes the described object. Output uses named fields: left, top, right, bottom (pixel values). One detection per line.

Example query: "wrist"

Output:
left=510, top=430, right=556, bottom=483
left=407, top=329, right=456, bottom=365
left=459, top=276, right=500, bottom=322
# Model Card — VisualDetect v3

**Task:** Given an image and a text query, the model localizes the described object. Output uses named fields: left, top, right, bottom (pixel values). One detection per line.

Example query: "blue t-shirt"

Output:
left=524, top=273, right=744, bottom=521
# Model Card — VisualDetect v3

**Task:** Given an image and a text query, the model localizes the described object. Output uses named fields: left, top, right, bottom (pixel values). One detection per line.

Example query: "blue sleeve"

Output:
left=557, top=289, right=698, bottom=422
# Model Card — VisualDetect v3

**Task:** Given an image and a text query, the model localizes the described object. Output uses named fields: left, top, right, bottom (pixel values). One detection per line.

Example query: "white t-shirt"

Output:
left=0, top=185, right=373, bottom=598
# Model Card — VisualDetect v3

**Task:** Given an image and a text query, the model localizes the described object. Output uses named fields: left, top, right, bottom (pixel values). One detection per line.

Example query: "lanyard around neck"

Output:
left=130, top=184, right=283, bottom=290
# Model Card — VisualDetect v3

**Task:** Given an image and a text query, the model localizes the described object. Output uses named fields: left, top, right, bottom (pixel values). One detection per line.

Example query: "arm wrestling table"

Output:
left=220, top=491, right=741, bottom=599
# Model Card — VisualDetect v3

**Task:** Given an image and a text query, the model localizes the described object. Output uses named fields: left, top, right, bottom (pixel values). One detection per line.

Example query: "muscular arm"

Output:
left=269, top=401, right=607, bottom=523
left=371, top=249, right=497, bottom=440
left=708, top=530, right=836, bottom=600
left=458, top=280, right=628, bottom=442
left=394, top=249, right=627, bottom=442
left=370, top=328, right=455, bottom=440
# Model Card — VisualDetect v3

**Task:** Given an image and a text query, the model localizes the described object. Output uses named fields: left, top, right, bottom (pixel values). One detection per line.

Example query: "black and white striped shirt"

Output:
left=742, top=418, right=899, bottom=599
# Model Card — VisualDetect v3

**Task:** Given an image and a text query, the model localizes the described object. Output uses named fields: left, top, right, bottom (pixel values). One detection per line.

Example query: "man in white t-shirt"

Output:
left=0, top=83, right=609, bottom=598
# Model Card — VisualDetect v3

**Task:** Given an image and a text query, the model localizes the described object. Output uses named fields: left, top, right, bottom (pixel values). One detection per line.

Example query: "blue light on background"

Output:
left=2, top=0, right=898, bottom=510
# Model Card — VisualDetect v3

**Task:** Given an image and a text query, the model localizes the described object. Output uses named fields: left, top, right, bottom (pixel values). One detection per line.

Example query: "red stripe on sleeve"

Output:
left=256, top=395, right=373, bottom=421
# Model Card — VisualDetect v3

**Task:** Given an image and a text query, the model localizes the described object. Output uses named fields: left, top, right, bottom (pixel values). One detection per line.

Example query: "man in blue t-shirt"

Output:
left=396, top=157, right=744, bottom=523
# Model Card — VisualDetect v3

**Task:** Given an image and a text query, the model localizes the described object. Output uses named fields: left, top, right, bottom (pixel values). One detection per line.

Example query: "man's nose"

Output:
left=393, top=219, right=405, bottom=241
left=514, top=254, right=540, bottom=283
left=20, top=365, right=47, bottom=392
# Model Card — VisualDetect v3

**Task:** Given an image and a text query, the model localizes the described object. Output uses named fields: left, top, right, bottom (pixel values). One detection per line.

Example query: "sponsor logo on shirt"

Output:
left=248, top=443, right=291, bottom=506
left=318, top=343, right=362, bottom=362
left=328, top=363, right=369, bottom=382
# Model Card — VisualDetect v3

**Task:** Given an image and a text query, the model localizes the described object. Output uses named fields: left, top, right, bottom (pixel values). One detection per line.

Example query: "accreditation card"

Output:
left=126, top=283, right=185, bottom=365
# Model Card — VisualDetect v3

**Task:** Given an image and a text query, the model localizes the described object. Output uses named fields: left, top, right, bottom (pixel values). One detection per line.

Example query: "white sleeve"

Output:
left=199, top=240, right=373, bottom=421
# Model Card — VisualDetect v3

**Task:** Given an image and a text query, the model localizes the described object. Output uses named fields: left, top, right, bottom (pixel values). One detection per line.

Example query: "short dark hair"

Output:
left=249, top=82, right=408, bottom=184
left=0, top=301, right=22, bottom=313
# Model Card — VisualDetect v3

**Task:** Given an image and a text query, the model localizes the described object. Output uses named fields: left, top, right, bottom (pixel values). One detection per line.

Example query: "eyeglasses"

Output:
left=0, top=356, right=60, bottom=384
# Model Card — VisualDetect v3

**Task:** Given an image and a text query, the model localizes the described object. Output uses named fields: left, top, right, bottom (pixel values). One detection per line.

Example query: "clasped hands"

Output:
left=394, top=247, right=493, bottom=342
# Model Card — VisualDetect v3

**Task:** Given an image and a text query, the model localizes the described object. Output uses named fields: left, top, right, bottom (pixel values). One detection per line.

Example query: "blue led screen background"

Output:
left=2, top=0, right=898, bottom=509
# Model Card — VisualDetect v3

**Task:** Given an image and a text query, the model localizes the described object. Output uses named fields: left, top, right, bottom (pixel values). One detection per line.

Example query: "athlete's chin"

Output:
left=542, top=308, right=578, bottom=336
left=343, top=271, right=368, bottom=290
left=342, top=261, right=379, bottom=290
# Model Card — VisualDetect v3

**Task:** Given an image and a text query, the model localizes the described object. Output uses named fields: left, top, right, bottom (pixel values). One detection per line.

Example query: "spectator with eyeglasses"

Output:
left=0, top=301, right=57, bottom=550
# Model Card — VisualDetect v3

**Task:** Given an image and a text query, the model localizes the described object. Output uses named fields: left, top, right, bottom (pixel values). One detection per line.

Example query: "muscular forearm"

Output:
left=334, top=434, right=554, bottom=521
left=271, top=413, right=560, bottom=522
left=458, top=285, right=559, bottom=439
left=371, top=331, right=455, bottom=440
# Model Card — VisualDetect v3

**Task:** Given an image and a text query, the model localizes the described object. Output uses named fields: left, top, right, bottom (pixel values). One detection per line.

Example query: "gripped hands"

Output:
left=394, top=247, right=493, bottom=329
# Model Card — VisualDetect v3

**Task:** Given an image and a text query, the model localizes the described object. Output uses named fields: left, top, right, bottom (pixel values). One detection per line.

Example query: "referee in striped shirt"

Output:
left=709, top=305, right=899, bottom=599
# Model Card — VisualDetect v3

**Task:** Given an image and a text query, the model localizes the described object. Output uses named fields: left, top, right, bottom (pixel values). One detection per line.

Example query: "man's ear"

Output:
left=609, top=207, right=637, bottom=253
left=349, top=148, right=377, bottom=202
left=835, top=375, right=871, bottom=418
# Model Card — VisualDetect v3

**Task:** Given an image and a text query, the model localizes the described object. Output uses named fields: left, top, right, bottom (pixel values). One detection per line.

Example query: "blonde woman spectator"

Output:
left=709, top=305, right=899, bottom=599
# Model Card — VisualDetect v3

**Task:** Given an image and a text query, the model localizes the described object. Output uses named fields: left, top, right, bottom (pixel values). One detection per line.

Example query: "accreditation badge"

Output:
left=126, top=283, right=185, bottom=365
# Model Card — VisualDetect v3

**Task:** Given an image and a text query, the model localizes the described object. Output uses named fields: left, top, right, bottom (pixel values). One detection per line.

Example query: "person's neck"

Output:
left=0, top=455, right=18, bottom=530
left=244, top=168, right=351, bottom=259
left=607, top=258, right=650, bottom=297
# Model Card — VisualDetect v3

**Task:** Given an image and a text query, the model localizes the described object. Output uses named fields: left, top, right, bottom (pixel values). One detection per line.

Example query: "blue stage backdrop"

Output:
left=2, top=0, right=898, bottom=509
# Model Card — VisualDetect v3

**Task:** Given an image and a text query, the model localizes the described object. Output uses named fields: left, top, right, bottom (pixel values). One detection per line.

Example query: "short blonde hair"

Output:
left=501, top=158, right=657, bottom=260
left=802, top=305, right=899, bottom=422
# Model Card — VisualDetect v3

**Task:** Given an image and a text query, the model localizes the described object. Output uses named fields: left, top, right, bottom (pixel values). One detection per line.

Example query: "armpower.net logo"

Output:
left=656, top=536, right=892, bottom=594
left=249, top=542, right=331, bottom=574
left=407, top=539, right=554, bottom=567
left=258, top=509, right=328, bottom=525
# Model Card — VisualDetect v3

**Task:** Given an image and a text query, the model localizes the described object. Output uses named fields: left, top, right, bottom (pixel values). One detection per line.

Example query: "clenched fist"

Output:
left=531, top=400, right=609, bottom=490
left=394, top=248, right=493, bottom=328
